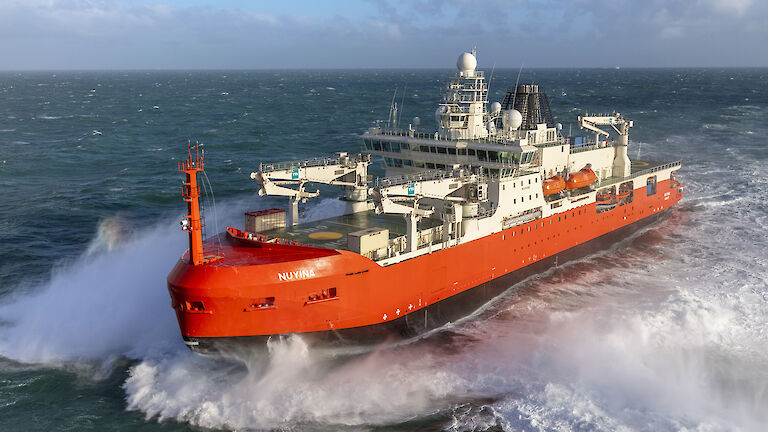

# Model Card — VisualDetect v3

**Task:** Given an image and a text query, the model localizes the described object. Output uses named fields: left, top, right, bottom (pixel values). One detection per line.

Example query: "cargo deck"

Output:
left=259, top=210, right=442, bottom=250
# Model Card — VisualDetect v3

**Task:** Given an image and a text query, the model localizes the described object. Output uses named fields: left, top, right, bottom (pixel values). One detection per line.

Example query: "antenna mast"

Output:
left=179, top=141, right=221, bottom=265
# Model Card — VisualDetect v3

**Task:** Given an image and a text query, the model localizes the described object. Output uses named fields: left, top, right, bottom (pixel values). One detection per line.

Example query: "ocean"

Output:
left=0, top=67, right=767, bottom=431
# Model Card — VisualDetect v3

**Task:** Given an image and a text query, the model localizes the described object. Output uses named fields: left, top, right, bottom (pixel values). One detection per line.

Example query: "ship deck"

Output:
left=599, top=159, right=678, bottom=185
left=260, top=210, right=442, bottom=250
left=254, top=159, right=678, bottom=250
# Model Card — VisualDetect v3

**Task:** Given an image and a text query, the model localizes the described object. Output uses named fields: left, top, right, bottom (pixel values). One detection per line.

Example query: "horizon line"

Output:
left=1, top=65, right=767, bottom=73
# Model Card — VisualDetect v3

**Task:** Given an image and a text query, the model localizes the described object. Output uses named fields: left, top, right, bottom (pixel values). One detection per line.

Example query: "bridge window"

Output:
left=458, top=149, right=467, bottom=156
left=477, top=150, right=487, bottom=161
left=437, top=147, right=447, bottom=154
left=448, top=148, right=457, bottom=155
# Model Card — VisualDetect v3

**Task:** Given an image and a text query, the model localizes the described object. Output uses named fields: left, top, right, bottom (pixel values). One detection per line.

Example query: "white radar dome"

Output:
left=490, top=101, right=502, bottom=114
left=556, top=122, right=563, bottom=130
left=412, top=116, right=421, bottom=126
left=456, top=52, right=477, bottom=76
left=502, top=109, right=523, bottom=131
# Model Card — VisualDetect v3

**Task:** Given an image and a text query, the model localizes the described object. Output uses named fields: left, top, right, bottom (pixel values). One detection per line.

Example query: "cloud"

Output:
left=0, top=0, right=765, bottom=69
left=706, top=0, right=753, bottom=17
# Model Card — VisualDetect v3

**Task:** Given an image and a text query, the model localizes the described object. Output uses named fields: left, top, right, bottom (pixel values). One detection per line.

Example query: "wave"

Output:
left=124, top=335, right=467, bottom=429
left=0, top=217, right=186, bottom=364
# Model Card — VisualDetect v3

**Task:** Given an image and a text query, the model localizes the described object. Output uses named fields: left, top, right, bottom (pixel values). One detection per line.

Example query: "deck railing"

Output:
left=260, top=154, right=369, bottom=173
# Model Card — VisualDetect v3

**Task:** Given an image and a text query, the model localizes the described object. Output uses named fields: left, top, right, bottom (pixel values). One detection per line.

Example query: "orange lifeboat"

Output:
left=596, top=189, right=612, bottom=202
left=542, top=175, right=566, bottom=196
left=617, top=183, right=632, bottom=199
left=565, top=168, right=597, bottom=190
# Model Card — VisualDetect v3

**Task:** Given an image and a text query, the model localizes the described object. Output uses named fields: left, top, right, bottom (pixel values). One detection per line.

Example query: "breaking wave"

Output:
left=0, top=217, right=185, bottom=364
left=124, top=336, right=466, bottom=429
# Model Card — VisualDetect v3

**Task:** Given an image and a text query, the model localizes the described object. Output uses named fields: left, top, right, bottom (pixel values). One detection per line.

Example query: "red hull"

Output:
left=167, top=179, right=683, bottom=346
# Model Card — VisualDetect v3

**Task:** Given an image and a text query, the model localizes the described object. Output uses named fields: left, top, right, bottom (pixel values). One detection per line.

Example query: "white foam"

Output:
left=124, top=336, right=466, bottom=429
left=302, top=197, right=346, bottom=222
left=0, top=219, right=186, bottom=364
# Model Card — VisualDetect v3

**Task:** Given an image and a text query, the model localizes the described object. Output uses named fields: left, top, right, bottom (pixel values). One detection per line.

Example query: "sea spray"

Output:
left=0, top=218, right=186, bottom=364
left=124, top=335, right=467, bottom=429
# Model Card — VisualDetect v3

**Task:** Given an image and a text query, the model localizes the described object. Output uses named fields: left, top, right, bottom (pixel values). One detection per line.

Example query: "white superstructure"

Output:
left=253, top=50, right=681, bottom=265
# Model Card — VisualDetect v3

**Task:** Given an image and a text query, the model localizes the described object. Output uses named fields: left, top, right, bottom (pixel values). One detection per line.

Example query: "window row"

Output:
left=365, top=140, right=534, bottom=164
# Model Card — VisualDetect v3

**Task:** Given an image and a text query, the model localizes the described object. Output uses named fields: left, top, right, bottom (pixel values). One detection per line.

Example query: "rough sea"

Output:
left=0, top=67, right=767, bottom=431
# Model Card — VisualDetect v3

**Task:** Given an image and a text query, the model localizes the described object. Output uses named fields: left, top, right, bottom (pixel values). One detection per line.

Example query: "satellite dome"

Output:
left=509, top=109, right=523, bottom=130
left=490, top=101, right=502, bottom=115
left=412, top=116, right=421, bottom=126
left=456, top=52, right=477, bottom=76
left=556, top=122, right=563, bottom=130
left=502, top=109, right=523, bottom=131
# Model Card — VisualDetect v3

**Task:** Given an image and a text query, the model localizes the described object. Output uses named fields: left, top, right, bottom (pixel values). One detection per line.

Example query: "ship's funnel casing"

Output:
left=499, top=84, right=555, bottom=131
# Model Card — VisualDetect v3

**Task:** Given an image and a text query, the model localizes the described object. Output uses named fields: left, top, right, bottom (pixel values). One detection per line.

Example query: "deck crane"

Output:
left=369, top=167, right=486, bottom=252
left=578, top=113, right=634, bottom=177
left=251, top=152, right=371, bottom=226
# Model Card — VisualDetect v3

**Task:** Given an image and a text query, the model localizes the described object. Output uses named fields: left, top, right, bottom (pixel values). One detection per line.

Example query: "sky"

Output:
left=0, top=0, right=766, bottom=70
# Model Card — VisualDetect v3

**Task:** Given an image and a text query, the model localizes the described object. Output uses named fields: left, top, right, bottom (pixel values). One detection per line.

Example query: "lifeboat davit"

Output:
left=542, top=175, right=566, bottom=195
left=565, top=168, right=597, bottom=190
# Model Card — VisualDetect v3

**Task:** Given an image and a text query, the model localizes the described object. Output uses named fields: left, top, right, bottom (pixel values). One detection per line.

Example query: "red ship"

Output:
left=167, top=51, right=683, bottom=353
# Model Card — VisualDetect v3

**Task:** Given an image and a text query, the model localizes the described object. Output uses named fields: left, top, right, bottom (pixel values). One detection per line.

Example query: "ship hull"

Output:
left=169, top=179, right=683, bottom=353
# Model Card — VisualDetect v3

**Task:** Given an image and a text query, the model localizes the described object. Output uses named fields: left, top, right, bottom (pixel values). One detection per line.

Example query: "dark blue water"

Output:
left=1, top=68, right=767, bottom=431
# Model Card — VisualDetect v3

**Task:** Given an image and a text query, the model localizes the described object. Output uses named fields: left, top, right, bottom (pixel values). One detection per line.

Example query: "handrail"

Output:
left=260, top=154, right=369, bottom=173
left=374, top=169, right=475, bottom=188
left=630, top=161, right=682, bottom=178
